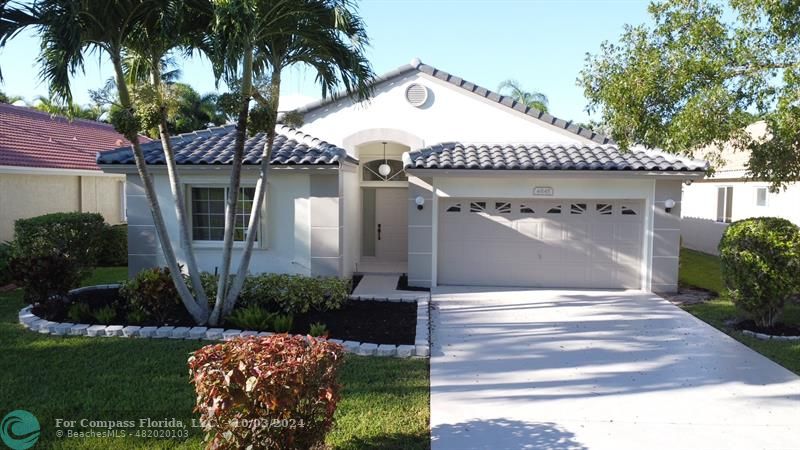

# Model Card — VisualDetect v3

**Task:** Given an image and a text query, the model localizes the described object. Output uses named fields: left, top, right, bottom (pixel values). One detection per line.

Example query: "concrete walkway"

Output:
left=430, top=288, right=800, bottom=450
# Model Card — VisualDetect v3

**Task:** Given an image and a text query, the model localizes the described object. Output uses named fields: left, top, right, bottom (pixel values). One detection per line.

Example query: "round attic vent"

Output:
left=405, top=83, right=429, bottom=107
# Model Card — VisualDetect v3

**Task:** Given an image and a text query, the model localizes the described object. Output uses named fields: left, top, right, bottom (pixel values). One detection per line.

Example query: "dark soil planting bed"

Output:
left=734, top=320, right=800, bottom=337
left=32, top=285, right=417, bottom=345
left=294, top=300, right=416, bottom=345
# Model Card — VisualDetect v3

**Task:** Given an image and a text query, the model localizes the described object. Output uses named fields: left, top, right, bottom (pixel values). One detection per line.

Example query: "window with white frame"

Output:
left=755, top=187, right=768, bottom=207
left=190, top=187, right=258, bottom=242
left=716, top=186, right=733, bottom=223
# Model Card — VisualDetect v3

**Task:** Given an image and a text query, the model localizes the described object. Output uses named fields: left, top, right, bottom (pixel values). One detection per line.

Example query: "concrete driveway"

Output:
left=430, top=288, right=800, bottom=450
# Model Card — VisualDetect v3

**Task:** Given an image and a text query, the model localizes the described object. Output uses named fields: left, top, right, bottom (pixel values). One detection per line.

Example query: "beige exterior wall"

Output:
left=0, top=171, right=125, bottom=242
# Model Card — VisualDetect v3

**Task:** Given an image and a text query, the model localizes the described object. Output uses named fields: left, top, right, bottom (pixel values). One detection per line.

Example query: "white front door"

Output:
left=375, top=188, right=408, bottom=262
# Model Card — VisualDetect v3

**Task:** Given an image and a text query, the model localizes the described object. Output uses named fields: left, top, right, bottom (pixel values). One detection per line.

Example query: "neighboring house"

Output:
left=98, top=59, right=706, bottom=293
left=681, top=121, right=800, bottom=255
left=0, top=103, right=147, bottom=242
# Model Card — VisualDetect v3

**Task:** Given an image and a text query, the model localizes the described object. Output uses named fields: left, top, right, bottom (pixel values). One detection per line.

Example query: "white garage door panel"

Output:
left=438, top=199, right=644, bottom=289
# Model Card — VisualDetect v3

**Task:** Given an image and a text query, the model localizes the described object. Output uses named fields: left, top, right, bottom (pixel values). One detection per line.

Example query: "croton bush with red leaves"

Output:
left=188, top=335, right=345, bottom=450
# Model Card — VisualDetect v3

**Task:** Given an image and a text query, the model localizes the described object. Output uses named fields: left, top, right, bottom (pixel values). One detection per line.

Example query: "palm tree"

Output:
left=32, top=94, right=104, bottom=120
left=122, top=0, right=213, bottom=319
left=498, top=79, right=549, bottom=113
left=1, top=0, right=209, bottom=323
left=204, top=0, right=375, bottom=323
left=168, top=84, right=227, bottom=132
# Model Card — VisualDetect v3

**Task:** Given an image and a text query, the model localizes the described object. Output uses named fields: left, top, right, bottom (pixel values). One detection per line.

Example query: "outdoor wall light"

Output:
left=664, top=198, right=676, bottom=213
left=378, top=141, right=392, bottom=178
left=415, top=196, right=425, bottom=210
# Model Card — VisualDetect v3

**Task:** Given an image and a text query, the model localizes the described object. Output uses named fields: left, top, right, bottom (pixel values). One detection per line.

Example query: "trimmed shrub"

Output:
left=120, top=267, right=183, bottom=325
left=13, top=212, right=105, bottom=267
left=719, top=217, right=800, bottom=328
left=188, top=335, right=344, bottom=450
left=98, top=224, right=127, bottom=266
left=9, top=251, right=85, bottom=304
left=241, top=274, right=350, bottom=314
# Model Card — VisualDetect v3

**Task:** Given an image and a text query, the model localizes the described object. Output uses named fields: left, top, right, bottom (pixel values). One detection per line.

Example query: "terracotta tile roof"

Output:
left=0, top=103, right=149, bottom=171
left=97, top=124, right=354, bottom=166
left=404, top=142, right=708, bottom=172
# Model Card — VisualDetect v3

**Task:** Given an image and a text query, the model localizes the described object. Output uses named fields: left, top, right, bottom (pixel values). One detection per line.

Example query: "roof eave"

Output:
left=404, top=167, right=707, bottom=179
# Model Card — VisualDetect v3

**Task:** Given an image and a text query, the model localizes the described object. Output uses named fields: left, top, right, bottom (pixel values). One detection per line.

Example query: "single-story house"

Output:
left=98, top=59, right=707, bottom=293
left=0, top=103, right=146, bottom=242
left=681, top=121, right=800, bottom=255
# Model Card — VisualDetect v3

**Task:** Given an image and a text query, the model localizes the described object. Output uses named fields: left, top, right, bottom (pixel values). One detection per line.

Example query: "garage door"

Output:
left=438, top=199, right=644, bottom=289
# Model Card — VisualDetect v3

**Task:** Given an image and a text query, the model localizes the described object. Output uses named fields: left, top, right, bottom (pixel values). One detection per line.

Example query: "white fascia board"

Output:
left=0, top=165, right=122, bottom=177
left=406, top=168, right=706, bottom=180
left=98, top=164, right=341, bottom=175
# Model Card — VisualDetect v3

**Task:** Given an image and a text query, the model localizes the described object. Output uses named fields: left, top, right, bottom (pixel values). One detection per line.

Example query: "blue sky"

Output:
left=0, top=0, right=652, bottom=123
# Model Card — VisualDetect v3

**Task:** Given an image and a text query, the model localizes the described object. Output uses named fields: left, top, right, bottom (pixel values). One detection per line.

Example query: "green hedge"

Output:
left=0, top=241, right=12, bottom=286
left=719, top=217, right=800, bottom=328
left=181, top=272, right=350, bottom=315
left=10, top=212, right=127, bottom=302
left=14, top=212, right=105, bottom=265
left=98, top=224, right=127, bottom=266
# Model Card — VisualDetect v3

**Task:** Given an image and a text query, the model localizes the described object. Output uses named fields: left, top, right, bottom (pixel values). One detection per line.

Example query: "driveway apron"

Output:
left=429, top=288, right=800, bottom=450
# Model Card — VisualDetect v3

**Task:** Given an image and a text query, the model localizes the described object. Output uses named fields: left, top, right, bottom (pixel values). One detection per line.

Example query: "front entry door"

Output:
left=375, top=188, right=408, bottom=261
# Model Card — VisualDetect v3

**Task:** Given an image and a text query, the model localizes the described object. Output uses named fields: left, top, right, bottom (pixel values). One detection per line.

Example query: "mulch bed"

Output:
left=733, top=320, right=800, bottom=337
left=31, top=285, right=417, bottom=345
left=396, top=274, right=430, bottom=292
left=294, top=300, right=416, bottom=345
left=351, top=274, right=364, bottom=293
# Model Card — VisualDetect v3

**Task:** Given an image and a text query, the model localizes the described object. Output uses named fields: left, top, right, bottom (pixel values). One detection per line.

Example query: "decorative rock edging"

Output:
left=17, top=291, right=431, bottom=359
left=741, top=329, right=800, bottom=341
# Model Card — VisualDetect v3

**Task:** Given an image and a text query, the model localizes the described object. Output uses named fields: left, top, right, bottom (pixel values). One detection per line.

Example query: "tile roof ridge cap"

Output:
left=172, top=124, right=235, bottom=141
left=275, top=124, right=341, bottom=150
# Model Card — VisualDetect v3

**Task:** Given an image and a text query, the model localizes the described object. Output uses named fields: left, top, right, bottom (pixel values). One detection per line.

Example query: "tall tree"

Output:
left=2, top=0, right=374, bottom=325
left=580, top=0, right=800, bottom=188
left=168, top=84, right=227, bottom=133
left=204, top=0, right=374, bottom=324
left=32, top=94, right=106, bottom=120
left=0, top=0, right=210, bottom=323
left=122, top=0, right=213, bottom=319
left=498, top=79, right=549, bottom=112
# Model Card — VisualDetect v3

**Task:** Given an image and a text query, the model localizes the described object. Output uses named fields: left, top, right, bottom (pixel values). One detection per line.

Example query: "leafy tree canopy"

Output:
left=580, top=0, right=800, bottom=188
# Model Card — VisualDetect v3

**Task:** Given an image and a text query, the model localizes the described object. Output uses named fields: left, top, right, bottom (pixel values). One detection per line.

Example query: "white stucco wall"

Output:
left=301, top=71, right=590, bottom=155
left=682, top=180, right=800, bottom=225
left=150, top=171, right=313, bottom=276
left=341, top=166, right=360, bottom=277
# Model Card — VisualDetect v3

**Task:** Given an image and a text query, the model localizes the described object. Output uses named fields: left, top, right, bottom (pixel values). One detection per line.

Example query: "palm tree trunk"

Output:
left=221, top=71, right=281, bottom=318
left=111, top=55, right=207, bottom=324
left=209, top=49, right=254, bottom=326
left=150, top=57, right=209, bottom=318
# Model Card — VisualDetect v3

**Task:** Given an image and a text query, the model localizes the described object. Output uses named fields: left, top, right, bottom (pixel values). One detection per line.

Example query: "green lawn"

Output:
left=679, top=248, right=800, bottom=375
left=678, top=248, right=724, bottom=293
left=0, top=268, right=429, bottom=449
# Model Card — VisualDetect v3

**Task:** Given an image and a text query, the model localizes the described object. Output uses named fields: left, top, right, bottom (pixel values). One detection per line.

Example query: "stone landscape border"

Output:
left=741, top=329, right=800, bottom=341
left=18, top=285, right=430, bottom=358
